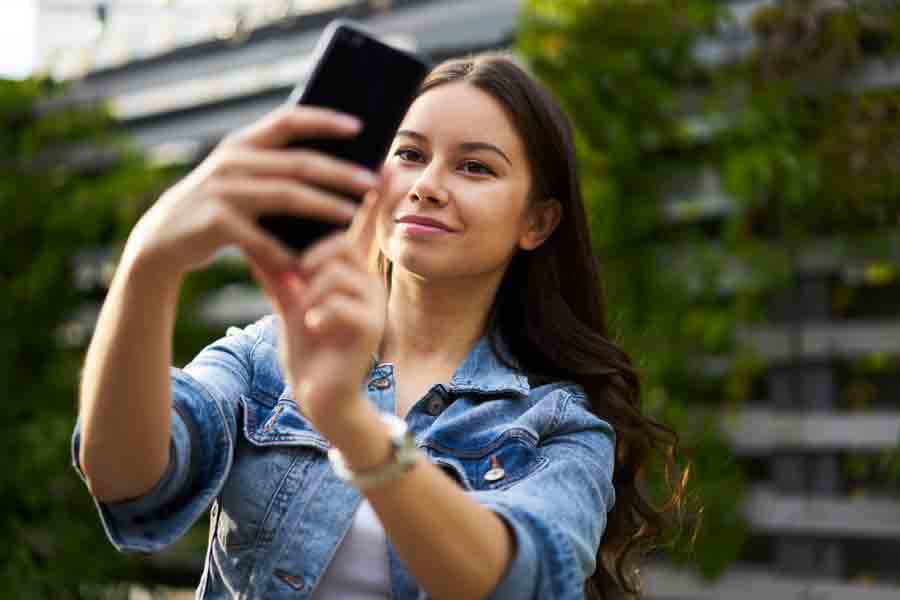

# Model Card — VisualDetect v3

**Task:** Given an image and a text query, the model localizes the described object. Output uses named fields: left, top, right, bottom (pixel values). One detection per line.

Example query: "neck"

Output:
left=378, top=263, right=503, bottom=371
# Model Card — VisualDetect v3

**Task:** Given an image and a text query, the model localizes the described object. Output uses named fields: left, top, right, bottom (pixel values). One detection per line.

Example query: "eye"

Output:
left=460, top=160, right=495, bottom=176
left=394, top=147, right=423, bottom=162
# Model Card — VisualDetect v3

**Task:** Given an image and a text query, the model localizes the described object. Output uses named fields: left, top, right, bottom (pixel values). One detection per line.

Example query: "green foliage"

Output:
left=518, top=0, right=900, bottom=582
left=0, top=77, right=221, bottom=597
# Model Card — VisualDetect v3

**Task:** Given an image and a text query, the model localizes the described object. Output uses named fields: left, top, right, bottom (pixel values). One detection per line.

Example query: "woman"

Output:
left=73, top=51, right=688, bottom=599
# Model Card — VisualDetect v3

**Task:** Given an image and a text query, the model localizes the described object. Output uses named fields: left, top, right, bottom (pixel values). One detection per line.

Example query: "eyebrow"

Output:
left=396, top=130, right=513, bottom=166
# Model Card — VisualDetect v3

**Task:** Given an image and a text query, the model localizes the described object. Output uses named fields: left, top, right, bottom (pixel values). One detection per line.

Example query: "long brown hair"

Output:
left=375, top=51, right=695, bottom=599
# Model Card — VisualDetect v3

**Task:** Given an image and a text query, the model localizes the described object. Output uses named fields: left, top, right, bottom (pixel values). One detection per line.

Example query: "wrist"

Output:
left=328, top=412, right=420, bottom=491
left=120, top=234, right=186, bottom=289
left=104, top=242, right=185, bottom=311
left=317, top=398, right=393, bottom=472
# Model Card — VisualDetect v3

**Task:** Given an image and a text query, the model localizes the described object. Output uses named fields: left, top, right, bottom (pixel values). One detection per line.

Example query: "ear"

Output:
left=518, top=197, right=562, bottom=251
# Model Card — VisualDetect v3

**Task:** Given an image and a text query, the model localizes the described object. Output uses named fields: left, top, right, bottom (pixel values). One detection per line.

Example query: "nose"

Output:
left=409, top=163, right=449, bottom=207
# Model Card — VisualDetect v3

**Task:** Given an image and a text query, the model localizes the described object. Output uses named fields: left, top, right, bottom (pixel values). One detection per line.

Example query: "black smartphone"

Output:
left=257, top=19, right=430, bottom=253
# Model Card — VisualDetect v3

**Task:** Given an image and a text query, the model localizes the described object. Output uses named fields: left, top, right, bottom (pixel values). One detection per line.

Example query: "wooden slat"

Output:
left=744, top=486, right=900, bottom=539
left=720, top=409, right=900, bottom=454
left=665, top=233, right=900, bottom=297
left=739, top=321, right=900, bottom=362
left=126, top=561, right=900, bottom=600
left=644, top=560, right=900, bottom=600
left=846, top=57, right=900, bottom=93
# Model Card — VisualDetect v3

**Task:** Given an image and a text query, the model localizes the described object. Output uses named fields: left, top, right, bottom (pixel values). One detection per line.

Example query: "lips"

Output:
left=395, top=215, right=455, bottom=232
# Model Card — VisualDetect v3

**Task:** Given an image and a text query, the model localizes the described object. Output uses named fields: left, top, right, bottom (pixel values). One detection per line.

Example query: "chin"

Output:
left=387, top=247, right=450, bottom=280
left=393, top=255, right=439, bottom=279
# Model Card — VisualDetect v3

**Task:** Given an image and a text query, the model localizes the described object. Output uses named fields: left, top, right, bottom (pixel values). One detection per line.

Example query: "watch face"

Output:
left=327, top=412, right=420, bottom=490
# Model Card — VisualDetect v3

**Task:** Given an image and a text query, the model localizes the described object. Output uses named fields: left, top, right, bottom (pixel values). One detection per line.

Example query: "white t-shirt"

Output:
left=311, top=498, right=391, bottom=599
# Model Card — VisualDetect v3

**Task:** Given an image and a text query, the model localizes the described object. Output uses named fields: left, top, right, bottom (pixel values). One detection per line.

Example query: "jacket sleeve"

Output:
left=70, top=315, right=273, bottom=553
left=472, top=391, right=617, bottom=600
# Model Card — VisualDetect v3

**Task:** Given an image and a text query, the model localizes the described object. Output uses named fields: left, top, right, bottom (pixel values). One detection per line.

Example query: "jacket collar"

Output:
left=447, top=331, right=530, bottom=398
left=369, top=329, right=530, bottom=399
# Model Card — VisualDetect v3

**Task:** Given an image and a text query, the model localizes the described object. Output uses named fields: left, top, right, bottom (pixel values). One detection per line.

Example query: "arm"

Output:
left=77, top=248, right=183, bottom=502
left=77, top=105, right=379, bottom=503
left=73, top=314, right=267, bottom=554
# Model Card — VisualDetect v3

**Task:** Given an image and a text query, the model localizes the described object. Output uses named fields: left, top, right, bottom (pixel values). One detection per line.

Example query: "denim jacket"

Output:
left=72, top=314, right=617, bottom=600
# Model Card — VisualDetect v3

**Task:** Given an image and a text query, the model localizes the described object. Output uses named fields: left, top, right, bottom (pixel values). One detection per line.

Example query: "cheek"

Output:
left=380, top=161, right=413, bottom=192
left=378, top=178, right=416, bottom=218
left=462, top=189, right=527, bottom=235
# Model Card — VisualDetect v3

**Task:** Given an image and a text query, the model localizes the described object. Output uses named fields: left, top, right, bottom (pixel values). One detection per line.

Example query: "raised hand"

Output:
left=248, top=188, right=387, bottom=435
left=121, top=105, right=380, bottom=280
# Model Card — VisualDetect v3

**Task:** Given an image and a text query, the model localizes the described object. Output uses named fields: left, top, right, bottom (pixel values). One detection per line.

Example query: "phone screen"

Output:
left=258, top=21, right=430, bottom=252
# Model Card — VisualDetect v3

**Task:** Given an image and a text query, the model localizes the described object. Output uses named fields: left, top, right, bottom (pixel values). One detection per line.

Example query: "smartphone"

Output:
left=257, top=19, right=430, bottom=253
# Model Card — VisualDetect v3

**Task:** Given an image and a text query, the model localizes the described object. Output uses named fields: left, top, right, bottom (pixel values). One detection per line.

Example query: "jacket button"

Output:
left=484, top=467, right=506, bottom=482
left=425, top=393, right=446, bottom=416
left=484, top=455, right=506, bottom=482
left=274, top=568, right=305, bottom=590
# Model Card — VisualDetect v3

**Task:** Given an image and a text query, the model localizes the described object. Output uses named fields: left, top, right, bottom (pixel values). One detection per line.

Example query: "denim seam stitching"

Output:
left=247, top=318, right=266, bottom=393
left=173, top=369, right=237, bottom=584
left=491, top=455, right=551, bottom=491
left=253, top=452, right=305, bottom=551
left=422, top=427, right=539, bottom=458
left=546, top=389, right=574, bottom=439
left=172, top=401, right=201, bottom=498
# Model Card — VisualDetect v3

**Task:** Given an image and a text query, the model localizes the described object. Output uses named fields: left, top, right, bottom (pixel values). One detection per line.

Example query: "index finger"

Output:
left=348, top=189, right=382, bottom=272
left=227, top=105, right=362, bottom=149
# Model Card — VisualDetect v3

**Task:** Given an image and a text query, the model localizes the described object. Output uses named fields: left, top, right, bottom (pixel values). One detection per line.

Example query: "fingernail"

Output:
left=338, top=115, right=362, bottom=131
left=297, top=253, right=314, bottom=273
left=304, top=307, right=323, bottom=329
left=354, top=170, right=379, bottom=188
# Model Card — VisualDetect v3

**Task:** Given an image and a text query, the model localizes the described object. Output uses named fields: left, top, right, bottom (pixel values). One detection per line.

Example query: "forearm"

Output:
left=321, top=402, right=514, bottom=600
left=78, top=246, right=184, bottom=502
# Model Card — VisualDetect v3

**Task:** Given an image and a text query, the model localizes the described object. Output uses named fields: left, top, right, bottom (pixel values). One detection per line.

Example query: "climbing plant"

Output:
left=0, top=76, right=234, bottom=597
left=518, top=0, right=900, bottom=581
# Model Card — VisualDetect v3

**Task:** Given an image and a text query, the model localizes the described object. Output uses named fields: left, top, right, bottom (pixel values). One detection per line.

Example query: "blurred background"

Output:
left=3, top=0, right=899, bottom=598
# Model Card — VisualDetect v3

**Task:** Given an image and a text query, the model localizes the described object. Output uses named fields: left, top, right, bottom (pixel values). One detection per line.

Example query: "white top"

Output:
left=311, top=498, right=391, bottom=599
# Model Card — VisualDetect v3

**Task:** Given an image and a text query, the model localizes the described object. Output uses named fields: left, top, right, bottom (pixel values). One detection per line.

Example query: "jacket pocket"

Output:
left=422, top=428, right=548, bottom=492
left=216, top=395, right=326, bottom=552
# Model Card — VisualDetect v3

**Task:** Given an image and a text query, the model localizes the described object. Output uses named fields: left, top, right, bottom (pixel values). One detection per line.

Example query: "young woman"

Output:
left=73, top=51, right=687, bottom=600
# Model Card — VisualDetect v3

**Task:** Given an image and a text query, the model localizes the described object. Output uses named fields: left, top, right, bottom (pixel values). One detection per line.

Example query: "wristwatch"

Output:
left=328, top=412, right=420, bottom=491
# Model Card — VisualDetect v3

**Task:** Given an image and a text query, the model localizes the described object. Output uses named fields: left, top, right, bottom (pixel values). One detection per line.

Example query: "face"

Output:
left=376, top=82, right=556, bottom=282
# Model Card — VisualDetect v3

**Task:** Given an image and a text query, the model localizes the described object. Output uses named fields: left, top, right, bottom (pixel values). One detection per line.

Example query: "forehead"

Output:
left=398, top=82, right=525, bottom=158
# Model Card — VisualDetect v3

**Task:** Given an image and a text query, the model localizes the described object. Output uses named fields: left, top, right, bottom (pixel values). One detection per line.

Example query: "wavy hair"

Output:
left=374, top=51, right=695, bottom=599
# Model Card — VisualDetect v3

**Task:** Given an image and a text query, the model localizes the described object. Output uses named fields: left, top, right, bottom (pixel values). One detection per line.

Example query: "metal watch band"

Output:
left=327, top=412, right=420, bottom=490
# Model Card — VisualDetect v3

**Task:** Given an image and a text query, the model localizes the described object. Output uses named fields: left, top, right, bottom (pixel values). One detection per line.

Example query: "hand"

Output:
left=248, top=188, right=386, bottom=436
left=121, top=105, right=381, bottom=279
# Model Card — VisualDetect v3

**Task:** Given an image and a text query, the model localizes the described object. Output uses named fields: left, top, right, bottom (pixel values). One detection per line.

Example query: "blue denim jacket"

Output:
left=72, top=314, right=616, bottom=599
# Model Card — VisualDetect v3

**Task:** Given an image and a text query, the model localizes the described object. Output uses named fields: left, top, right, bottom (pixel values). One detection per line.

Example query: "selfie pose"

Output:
left=73, top=48, right=685, bottom=600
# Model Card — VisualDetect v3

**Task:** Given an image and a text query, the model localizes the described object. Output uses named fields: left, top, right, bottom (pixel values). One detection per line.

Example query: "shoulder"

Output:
left=525, top=378, right=614, bottom=440
left=225, top=313, right=279, bottom=348
left=222, top=314, right=286, bottom=402
left=523, top=377, right=586, bottom=410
